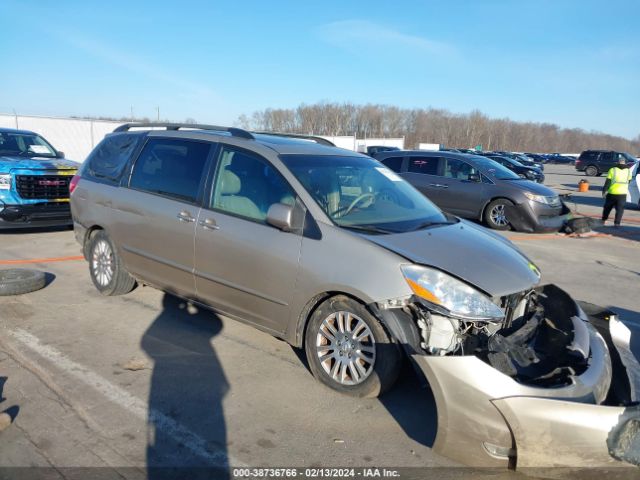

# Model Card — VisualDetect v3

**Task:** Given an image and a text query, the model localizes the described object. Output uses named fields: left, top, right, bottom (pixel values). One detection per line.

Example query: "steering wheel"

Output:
left=332, top=192, right=376, bottom=218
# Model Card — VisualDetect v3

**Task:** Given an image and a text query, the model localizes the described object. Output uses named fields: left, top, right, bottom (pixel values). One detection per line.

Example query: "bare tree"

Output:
left=238, top=102, right=640, bottom=154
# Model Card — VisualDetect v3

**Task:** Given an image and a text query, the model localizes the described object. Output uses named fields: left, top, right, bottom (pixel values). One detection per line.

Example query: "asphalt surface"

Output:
left=0, top=164, right=639, bottom=479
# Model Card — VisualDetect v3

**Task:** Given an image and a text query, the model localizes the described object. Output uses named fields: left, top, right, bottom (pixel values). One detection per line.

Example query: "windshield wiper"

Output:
left=411, top=220, right=456, bottom=231
left=342, top=224, right=396, bottom=235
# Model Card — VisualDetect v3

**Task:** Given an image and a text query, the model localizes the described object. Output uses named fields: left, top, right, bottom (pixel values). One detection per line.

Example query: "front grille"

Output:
left=15, top=175, right=72, bottom=199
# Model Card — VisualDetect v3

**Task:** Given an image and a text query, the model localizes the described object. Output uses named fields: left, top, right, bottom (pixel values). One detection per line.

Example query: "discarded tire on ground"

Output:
left=0, top=269, right=47, bottom=296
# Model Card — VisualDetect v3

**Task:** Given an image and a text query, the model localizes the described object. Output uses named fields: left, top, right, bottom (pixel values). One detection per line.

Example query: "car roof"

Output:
left=112, top=123, right=363, bottom=157
left=375, top=149, right=472, bottom=158
left=0, top=127, right=38, bottom=135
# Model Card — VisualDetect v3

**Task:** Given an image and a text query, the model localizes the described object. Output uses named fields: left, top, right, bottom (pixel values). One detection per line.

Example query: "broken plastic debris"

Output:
left=121, top=358, right=148, bottom=371
left=0, top=412, right=12, bottom=432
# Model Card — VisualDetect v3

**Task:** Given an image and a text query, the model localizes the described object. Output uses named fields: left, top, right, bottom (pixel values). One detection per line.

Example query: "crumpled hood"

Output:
left=364, top=220, right=541, bottom=297
left=0, top=155, right=79, bottom=172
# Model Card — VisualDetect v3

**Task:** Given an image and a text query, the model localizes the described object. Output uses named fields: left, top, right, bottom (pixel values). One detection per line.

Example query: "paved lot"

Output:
left=0, top=165, right=638, bottom=477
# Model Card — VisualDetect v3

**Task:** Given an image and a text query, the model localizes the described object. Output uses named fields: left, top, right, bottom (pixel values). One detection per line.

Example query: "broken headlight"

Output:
left=401, top=265, right=504, bottom=321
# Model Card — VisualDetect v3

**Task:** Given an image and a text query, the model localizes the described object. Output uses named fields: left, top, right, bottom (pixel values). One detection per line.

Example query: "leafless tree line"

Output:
left=237, top=102, right=640, bottom=154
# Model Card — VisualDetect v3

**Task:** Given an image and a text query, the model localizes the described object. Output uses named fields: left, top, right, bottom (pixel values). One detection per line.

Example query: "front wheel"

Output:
left=585, top=165, right=599, bottom=176
left=484, top=199, right=514, bottom=231
left=305, top=296, right=401, bottom=398
left=88, top=231, right=136, bottom=296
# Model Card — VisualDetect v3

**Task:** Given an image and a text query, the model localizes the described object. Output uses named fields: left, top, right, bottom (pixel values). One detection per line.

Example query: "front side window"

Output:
left=0, top=132, right=57, bottom=158
left=442, top=158, right=478, bottom=180
left=408, top=156, right=439, bottom=175
left=280, top=155, right=449, bottom=233
left=129, top=138, right=211, bottom=203
left=210, top=146, right=295, bottom=223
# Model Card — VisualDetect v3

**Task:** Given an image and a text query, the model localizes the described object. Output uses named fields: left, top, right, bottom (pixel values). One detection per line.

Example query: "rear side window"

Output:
left=84, top=134, right=141, bottom=183
left=601, top=152, right=615, bottom=163
left=129, top=138, right=211, bottom=203
left=579, top=151, right=599, bottom=161
left=381, top=156, right=404, bottom=173
left=408, top=156, right=439, bottom=175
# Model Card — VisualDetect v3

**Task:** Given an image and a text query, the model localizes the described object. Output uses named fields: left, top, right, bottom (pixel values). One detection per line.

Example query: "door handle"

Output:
left=198, top=218, right=220, bottom=230
left=177, top=211, right=196, bottom=222
left=428, top=183, right=449, bottom=188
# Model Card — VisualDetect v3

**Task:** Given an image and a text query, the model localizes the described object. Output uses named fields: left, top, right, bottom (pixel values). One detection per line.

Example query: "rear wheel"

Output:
left=88, top=231, right=136, bottom=295
left=585, top=165, right=599, bottom=176
left=484, top=199, right=514, bottom=231
left=305, top=296, right=401, bottom=398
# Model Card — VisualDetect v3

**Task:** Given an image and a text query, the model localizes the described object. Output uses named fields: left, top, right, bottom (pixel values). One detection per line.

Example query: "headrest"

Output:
left=220, top=169, right=241, bottom=195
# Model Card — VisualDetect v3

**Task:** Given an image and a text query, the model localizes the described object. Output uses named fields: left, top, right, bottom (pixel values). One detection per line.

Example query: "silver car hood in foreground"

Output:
left=364, top=220, right=540, bottom=297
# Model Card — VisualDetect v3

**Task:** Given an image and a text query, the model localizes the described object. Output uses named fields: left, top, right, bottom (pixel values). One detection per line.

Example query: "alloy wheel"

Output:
left=92, top=240, right=114, bottom=287
left=490, top=204, right=509, bottom=227
left=315, top=311, right=376, bottom=386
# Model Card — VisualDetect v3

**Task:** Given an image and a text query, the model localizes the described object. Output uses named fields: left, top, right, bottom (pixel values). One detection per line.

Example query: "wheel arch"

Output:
left=293, top=290, right=409, bottom=350
left=82, top=225, right=105, bottom=260
left=480, top=196, right=516, bottom=222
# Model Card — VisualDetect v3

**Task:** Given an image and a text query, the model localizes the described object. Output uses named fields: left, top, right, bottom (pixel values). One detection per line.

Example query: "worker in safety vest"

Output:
left=601, top=157, right=633, bottom=227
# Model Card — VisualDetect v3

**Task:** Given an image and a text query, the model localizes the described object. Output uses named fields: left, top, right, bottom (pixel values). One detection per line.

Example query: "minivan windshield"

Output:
left=469, top=156, right=521, bottom=180
left=0, top=132, right=58, bottom=158
left=280, top=154, right=450, bottom=233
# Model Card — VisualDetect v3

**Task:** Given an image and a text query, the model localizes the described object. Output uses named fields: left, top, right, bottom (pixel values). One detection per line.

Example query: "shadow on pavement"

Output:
left=379, top=361, right=438, bottom=449
left=142, top=293, right=229, bottom=479
left=0, top=377, right=19, bottom=432
left=0, top=225, right=72, bottom=235
left=592, top=224, right=640, bottom=244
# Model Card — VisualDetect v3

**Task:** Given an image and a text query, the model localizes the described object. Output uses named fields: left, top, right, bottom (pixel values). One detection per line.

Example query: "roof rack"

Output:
left=113, top=122, right=255, bottom=140
left=253, top=132, right=336, bottom=147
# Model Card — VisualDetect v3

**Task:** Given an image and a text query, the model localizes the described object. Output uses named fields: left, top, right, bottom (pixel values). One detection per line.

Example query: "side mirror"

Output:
left=266, top=203, right=294, bottom=231
left=57, top=151, right=65, bottom=158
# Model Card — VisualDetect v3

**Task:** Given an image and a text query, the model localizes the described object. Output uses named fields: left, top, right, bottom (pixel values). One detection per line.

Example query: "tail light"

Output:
left=69, top=175, right=80, bottom=194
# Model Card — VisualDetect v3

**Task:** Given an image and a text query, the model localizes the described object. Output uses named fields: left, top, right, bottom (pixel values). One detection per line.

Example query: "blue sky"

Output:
left=1, top=0, right=638, bottom=138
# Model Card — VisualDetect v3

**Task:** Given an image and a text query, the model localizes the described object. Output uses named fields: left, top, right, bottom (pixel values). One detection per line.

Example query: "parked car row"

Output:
left=66, top=123, right=640, bottom=470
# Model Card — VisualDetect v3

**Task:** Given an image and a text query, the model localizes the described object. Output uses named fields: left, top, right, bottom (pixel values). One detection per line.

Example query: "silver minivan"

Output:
left=71, top=124, right=640, bottom=470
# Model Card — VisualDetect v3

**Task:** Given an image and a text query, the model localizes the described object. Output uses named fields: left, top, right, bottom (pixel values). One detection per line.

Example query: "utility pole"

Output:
left=12, top=109, right=18, bottom=129
left=130, top=106, right=134, bottom=121
left=156, top=107, right=160, bottom=122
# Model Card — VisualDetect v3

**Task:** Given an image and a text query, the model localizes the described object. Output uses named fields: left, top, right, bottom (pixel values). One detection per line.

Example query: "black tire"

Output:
left=585, top=165, right=599, bottom=176
left=0, top=269, right=46, bottom=296
left=304, top=295, right=401, bottom=398
left=88, top=231, right=136, bottom=296
left=484, top=199, right=514, bottom=231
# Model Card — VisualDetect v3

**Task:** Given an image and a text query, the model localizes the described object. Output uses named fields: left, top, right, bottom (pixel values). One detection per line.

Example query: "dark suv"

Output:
left=575, top=150, right=637, bottom=176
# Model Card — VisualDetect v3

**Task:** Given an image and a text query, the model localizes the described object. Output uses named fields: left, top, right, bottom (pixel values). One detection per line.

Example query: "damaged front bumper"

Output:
left=377, top=285, right=640, bottom=469
left=504, top=202, right=572, bottom=233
